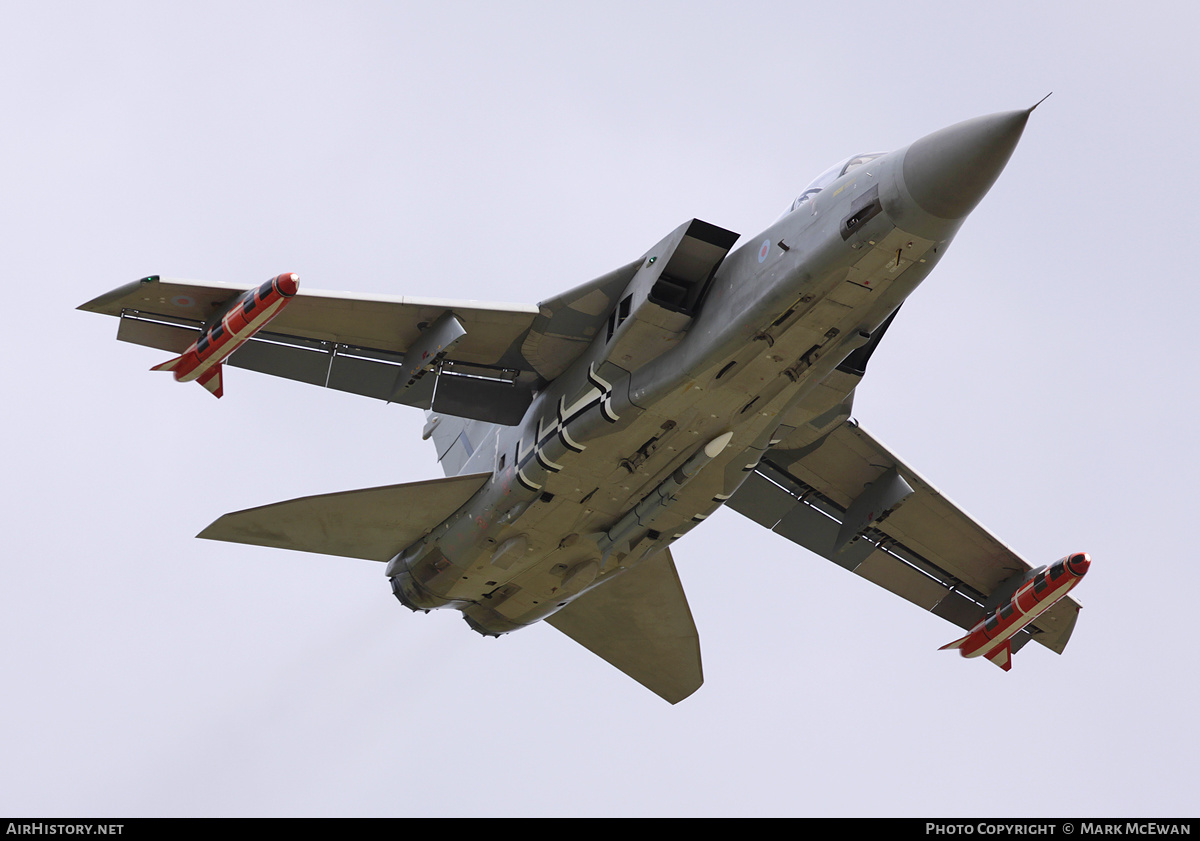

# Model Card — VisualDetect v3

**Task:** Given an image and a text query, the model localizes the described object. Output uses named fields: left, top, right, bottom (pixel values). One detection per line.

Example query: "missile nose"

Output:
left=1066, top=552, right=1091, bottom=577
left=901, top=109, right=1031, bottom=220
left=275, top=272, right=299, bottom=297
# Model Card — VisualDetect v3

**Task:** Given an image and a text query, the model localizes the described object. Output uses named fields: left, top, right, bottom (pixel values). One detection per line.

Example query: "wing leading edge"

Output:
left=727, top=420, right=1081, bottom=656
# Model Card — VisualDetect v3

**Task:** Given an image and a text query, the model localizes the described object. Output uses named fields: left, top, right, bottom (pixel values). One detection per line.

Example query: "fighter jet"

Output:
left=79, top=106, right=1086, bottom=703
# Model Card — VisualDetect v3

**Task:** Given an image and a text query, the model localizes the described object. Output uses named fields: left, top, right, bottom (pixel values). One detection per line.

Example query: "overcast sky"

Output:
left=3, top=1, right=1197, bottom=817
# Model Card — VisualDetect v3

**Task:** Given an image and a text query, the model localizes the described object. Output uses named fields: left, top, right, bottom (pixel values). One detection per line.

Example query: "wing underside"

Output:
left=79, top=265, right=640, bottom=424
left=727, top=420, right=1081, bottom=655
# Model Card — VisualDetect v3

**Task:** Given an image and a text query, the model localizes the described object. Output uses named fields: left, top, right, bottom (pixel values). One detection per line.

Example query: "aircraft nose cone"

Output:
left=902, top=109, right=1030, bottom=220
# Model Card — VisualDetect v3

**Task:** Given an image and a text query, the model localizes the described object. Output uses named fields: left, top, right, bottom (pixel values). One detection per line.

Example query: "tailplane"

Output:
left=198, top=472, right=491, bottom=561
left=546, top=548, right=703, bottom=704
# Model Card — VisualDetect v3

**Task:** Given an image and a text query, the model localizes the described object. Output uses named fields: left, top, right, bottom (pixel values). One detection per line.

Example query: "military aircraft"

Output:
left=80, top=106, right=1087, bottom=703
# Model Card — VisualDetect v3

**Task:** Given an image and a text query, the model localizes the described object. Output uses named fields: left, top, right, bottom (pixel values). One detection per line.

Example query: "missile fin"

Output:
left=985, top=641, right=1012, bottom=672
left=150, top=355, right=182, bottom=373
left=197, top=364, right=224, bottom=399
left=939, top=634, right=969, bottom=651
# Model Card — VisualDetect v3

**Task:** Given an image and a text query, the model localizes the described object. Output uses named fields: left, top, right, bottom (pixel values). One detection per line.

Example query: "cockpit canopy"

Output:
left=786, top=152, right=886, bottom=214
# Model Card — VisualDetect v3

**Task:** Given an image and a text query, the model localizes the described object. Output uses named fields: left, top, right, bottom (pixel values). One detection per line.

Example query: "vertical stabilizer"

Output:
left=423, top=411, right=499, bottom=476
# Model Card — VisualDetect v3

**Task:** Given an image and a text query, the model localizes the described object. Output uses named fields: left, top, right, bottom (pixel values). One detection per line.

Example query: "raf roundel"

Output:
left=758, top=239, right=771, bottom=263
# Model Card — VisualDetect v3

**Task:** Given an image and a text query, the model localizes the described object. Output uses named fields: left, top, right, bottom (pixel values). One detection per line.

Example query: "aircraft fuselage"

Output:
left=81, top=107, right=1072, bottom=695
left=386, top=114, right=1011, bottom=635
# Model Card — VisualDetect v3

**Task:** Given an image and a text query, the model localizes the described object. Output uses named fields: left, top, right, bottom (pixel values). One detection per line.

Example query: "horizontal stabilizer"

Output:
left=150, top=355, right=182, bottom=372
left=198, top=472, right=492, bottom=561
left=546, top=548, right=702, bottom=704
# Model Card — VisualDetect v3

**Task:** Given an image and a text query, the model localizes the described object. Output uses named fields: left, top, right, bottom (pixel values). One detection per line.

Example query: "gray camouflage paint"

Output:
left=389, top=109, right=1031, bottom=635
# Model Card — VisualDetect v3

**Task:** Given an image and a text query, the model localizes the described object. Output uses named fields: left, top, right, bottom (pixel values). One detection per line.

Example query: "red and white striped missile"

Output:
left=941, top=552, right=1090, bottom=671
left=151, top=272, right=299, bottom=398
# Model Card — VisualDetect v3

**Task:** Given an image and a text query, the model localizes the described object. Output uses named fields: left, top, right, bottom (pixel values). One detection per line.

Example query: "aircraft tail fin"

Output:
left=422, top=411, right=500, bottom=477
left=198, top=472, right=492, bottom=561
left=546, top=548, right=703, bottom=704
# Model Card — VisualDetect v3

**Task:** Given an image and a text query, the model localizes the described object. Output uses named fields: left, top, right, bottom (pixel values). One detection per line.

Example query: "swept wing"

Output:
left=727, top=420, right=1081, bottom=655
left=79, top=264, right=639, bottom=423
